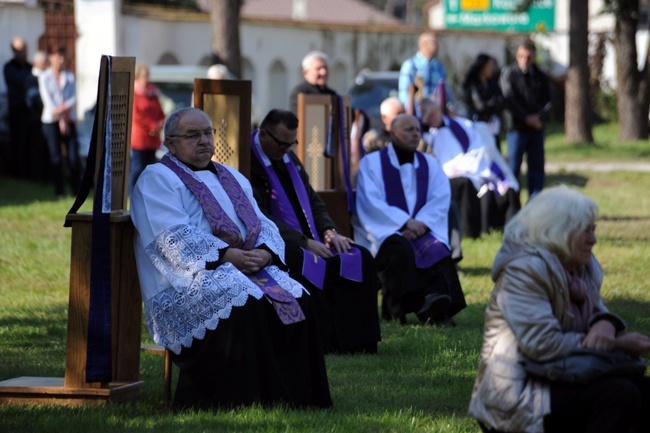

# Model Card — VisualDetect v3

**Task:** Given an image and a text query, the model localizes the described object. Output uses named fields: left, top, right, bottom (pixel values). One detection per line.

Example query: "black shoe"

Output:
left=431, top=315, right=457, bottom=327
left=416, top=294, right=451, bottom=323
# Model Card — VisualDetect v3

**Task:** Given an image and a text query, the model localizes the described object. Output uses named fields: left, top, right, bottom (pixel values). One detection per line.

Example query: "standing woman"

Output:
left=462, top=54, right=504, bottom=152
left=469, top=185, right=650, bottom=433
left=39, top=46, right=80, bottom=198
left=129, top=64, right=165, bottom=195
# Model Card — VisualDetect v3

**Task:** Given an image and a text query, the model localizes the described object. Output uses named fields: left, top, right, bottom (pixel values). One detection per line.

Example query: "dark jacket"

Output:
left=499, top=63, right=552, bottom=131
left=463, top=76, right=504, bottom=123
left=289, top=80, right=337, bottom=114
left=250, top=151, right=336, bottom=248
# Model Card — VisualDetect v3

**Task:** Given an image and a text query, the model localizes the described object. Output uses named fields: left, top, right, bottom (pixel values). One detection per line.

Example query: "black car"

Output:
left=347, top=70, right=399, bottom=131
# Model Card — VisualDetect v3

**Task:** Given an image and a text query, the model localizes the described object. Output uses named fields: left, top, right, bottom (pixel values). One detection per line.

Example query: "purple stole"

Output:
left=324, top=95, right=355, bottom=213
left=160, top=154, right=305, bottom=325
left=380, top=147, right=450, bottom=268
left=446, top=116, right=509, bottom=190
left=433, top=78, right=447, bottom=115
left=446, top=116, right=470, bottom=154
left=251, top=131, right=362, bottom=290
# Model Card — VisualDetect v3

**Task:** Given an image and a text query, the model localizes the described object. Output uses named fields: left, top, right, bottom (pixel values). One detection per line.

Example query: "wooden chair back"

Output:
left=295, top=94, right=353, bottom=237
left=193, top=79, right=252, bottom=178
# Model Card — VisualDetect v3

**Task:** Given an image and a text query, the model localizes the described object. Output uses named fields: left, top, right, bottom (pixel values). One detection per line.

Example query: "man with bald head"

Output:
left=3, top=36, right=33, bottom=178
left=353, top=114, right=466, bottom=326
left=398, top=31, right=455, bottom=110
left=361, top=96, right=405, bottom=154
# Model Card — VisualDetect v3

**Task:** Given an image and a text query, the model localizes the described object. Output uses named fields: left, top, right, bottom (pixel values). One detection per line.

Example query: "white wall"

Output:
left=76, top=7, right=422, bottom=122
left=75, top=0, right=121, bottom=116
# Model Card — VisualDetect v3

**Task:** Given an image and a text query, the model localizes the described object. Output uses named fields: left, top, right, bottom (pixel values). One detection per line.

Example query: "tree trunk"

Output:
left=210, top=0, right=242, bottom=78
left=565, top=0, right=593, bottom=143
left=614, top=0, right=649, bottom=140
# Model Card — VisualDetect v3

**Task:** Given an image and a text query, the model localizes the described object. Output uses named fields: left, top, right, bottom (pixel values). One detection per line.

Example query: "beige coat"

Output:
left=468, top=241, right=624, bottom=433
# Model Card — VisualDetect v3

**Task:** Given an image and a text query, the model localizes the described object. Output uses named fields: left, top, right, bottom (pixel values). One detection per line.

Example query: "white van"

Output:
left=148, top=64, right=209, bottom=114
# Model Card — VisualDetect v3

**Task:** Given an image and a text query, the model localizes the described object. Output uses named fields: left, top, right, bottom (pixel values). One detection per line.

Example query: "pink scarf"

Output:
left=565, top=270, right=593, bottom=332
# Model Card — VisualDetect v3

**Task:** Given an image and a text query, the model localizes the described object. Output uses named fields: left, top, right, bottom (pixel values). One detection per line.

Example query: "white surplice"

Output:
left=131, top=155, right=306, bottom=354
left=422, top=115, right=518, bottom=196
left=353, top=143, right=451, bottom=256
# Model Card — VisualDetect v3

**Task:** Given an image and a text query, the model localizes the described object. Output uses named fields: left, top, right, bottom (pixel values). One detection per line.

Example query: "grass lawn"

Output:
left=1, top=123, right=649, bottom=432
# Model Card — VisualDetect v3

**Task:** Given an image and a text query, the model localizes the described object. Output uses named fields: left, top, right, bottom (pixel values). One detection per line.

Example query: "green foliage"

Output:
left=1, top=147, right=650, bottom=432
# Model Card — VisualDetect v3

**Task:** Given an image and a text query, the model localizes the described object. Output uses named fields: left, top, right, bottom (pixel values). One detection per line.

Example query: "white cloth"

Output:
left=131, top=157, right=306, bottom=354
left=353, top=143, right=451, bottom=256
left=423, top=115, right=518, bottom=196
left=38, top=67, right=76, bottom=123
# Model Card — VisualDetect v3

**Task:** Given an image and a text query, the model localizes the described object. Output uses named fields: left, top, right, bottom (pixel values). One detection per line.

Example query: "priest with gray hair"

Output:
left=131, top=107, right=332, bottom=410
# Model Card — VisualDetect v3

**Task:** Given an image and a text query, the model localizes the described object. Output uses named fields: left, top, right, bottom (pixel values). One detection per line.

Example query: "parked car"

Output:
left=148, top=64, right=209, bottom=114
left=347, top=70, right=399, bottom=131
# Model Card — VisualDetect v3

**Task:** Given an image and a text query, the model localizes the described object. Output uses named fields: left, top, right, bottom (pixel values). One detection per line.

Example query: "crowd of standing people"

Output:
left=3, top=38, right=81, bottom=199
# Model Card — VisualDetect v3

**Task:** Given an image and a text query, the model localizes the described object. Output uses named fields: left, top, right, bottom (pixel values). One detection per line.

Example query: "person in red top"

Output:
left=130, top=64, right=165, bottom=194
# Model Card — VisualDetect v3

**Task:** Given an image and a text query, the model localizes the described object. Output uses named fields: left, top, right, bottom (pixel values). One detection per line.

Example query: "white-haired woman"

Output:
left=469, top=185, right=650, bottom=433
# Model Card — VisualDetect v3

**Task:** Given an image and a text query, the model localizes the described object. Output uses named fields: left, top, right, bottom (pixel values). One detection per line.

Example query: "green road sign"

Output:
left=444, top=0, right=555, bottom=32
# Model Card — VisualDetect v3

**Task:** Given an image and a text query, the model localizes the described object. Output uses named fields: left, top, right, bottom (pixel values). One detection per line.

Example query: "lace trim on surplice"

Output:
left=144, top=224, right=304, bottom=354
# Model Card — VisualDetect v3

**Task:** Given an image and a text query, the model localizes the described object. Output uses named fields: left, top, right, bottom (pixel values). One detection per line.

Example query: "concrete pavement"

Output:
left=542, top=161, right=650, bottom=173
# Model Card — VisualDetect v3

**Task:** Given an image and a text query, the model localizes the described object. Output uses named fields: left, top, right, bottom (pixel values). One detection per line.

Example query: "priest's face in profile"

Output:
left=390, top=114, right=421, bottom=152
left=166, top=110, right=216, bottom=168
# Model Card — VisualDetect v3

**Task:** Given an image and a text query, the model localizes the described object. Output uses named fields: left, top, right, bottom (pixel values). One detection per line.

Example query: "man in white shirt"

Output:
left=354, top=114, right=466, bottom=325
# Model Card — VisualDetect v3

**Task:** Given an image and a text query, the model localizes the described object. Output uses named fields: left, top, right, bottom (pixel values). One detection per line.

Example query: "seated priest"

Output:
left=353, top=113, right=466, bottom=326
left=250, top=108, right=381, bottom=354
left=131, top=107, right=333, bottom=410
left=420, top=98, right=521, bottom=238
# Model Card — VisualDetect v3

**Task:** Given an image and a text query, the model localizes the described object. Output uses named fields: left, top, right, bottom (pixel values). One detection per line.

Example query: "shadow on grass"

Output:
left=603, top=298, right=650, bottom=333
left=0, top=177, right=61, bottom=206
left=599, top=215, right=650, bottom=222
left=0, top=303, right=69, bottom=379
left=457, top=265, right=491, bottom=277
left=0, top=177, right=94, bottom=209
left=545, top=172, right=589, bottom=188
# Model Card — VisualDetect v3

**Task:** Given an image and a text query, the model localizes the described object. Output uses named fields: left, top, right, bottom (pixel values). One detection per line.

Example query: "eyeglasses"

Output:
left=168, top=128, right=216, bottom=142
left=263, top=129, right=298, bottom=149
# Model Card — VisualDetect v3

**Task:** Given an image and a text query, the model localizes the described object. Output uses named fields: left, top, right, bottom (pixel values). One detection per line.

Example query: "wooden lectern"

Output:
left=295, top=94, right=353, bottom=237
left=0, top=57, right=144, bottom=406
left=193, top=78, right=252, bottom=178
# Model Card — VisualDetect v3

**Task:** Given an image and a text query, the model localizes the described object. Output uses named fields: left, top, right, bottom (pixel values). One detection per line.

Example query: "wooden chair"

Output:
left=0, top=56, right=143, bottom=406
left=141, top=344, right=172, bottom=410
